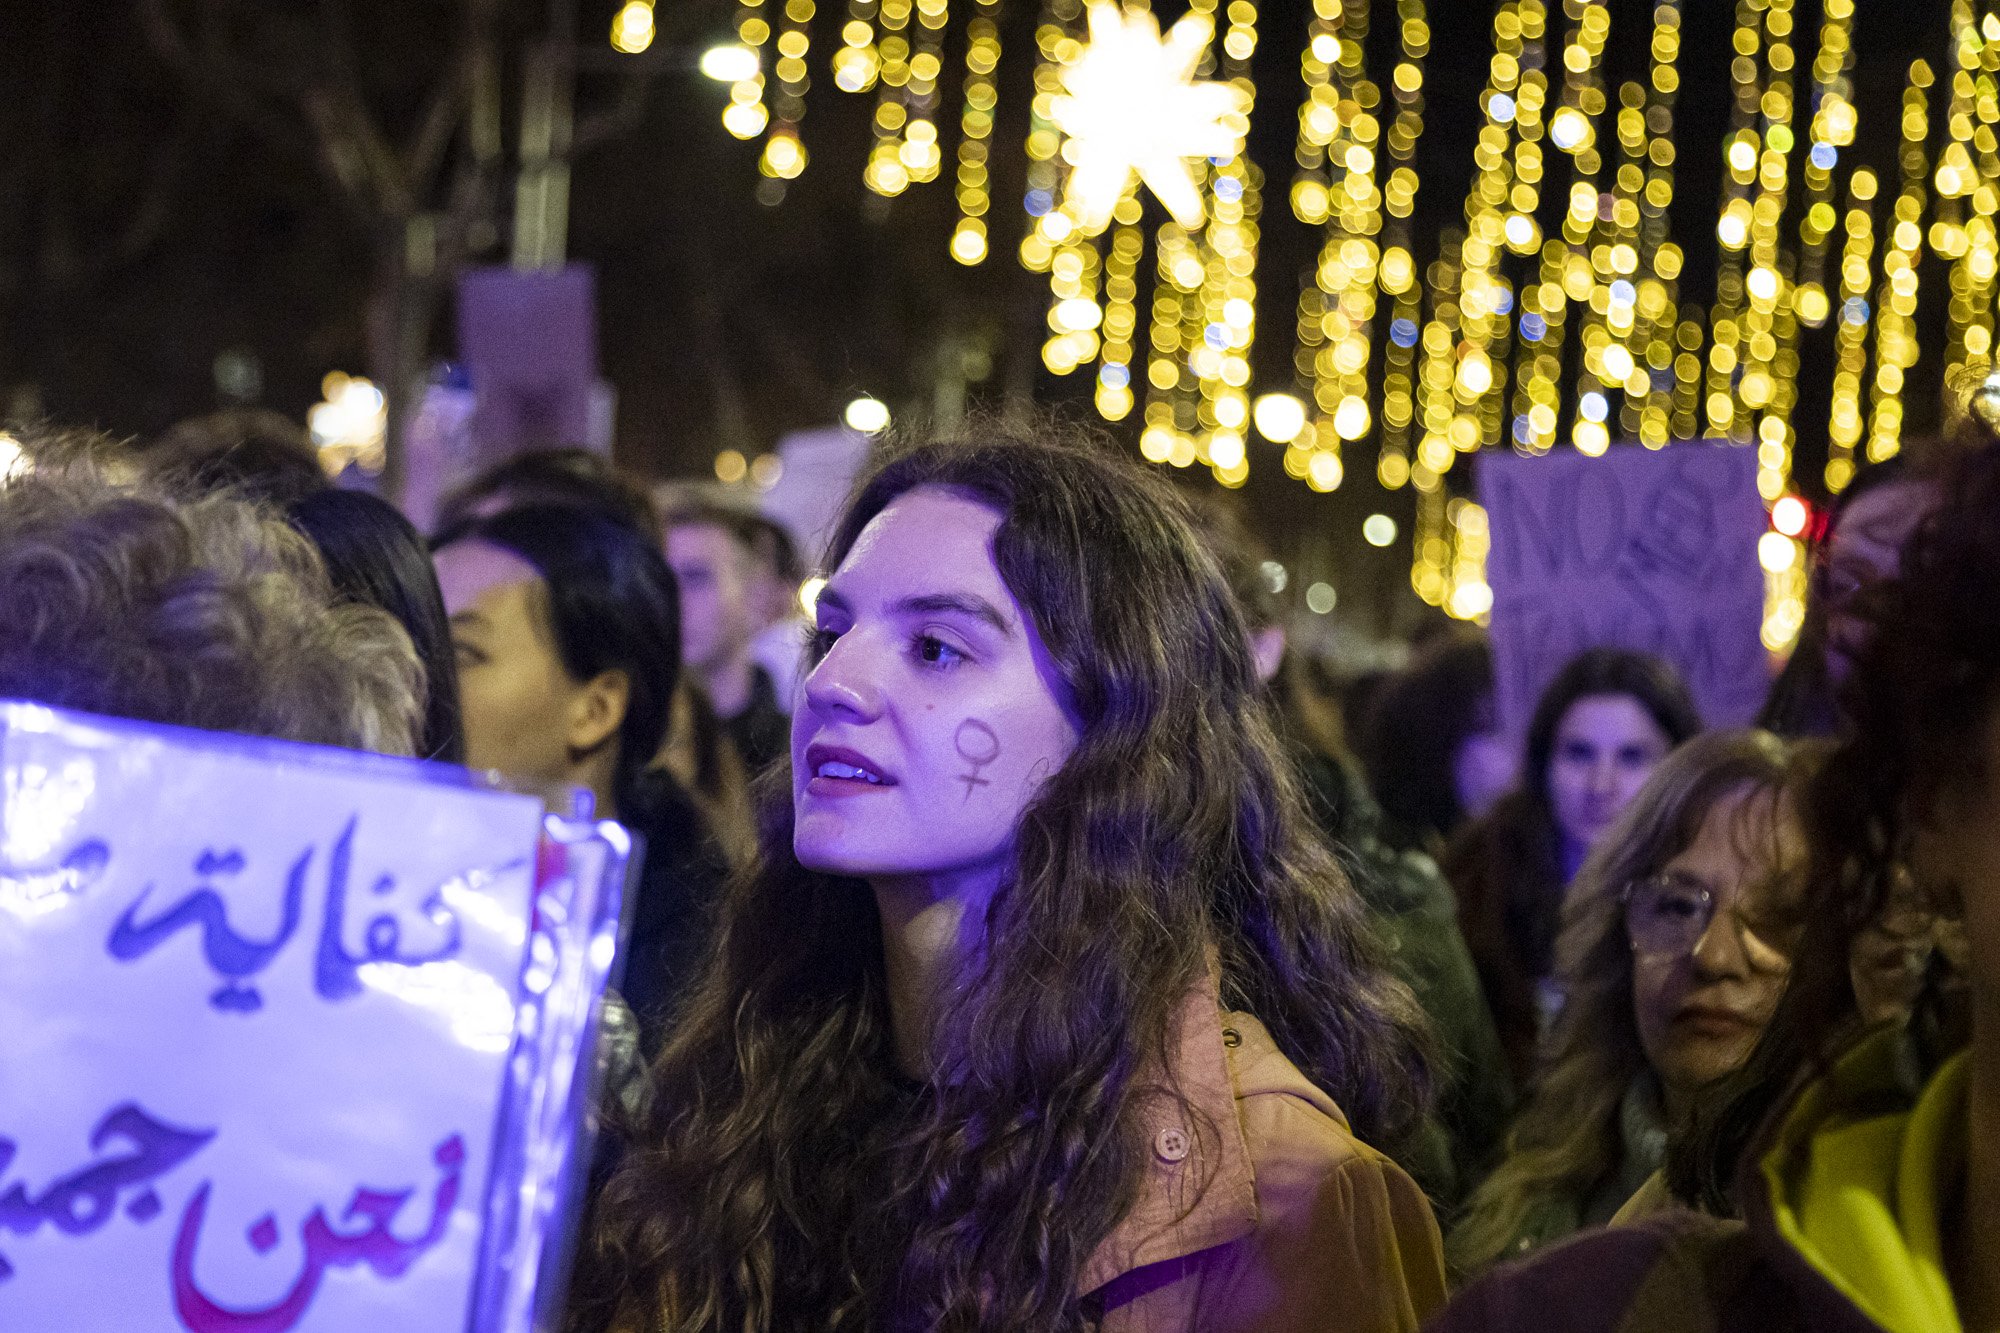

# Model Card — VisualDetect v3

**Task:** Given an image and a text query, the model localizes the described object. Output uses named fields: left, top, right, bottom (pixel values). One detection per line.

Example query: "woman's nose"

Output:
left=801, top=632, right=884, bottom=723
left=1689, top=900, right=1752, bottom=978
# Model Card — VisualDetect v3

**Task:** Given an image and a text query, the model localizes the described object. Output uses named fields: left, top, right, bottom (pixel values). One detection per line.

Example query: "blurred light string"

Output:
left=723, top=0, right=773, bottom=141
left=1868, top=59, right=1934, bottom=464
left=1288, top=0, right=1377, bottom=496
left=1372, top=0, right=1431, bottom=493
left=833, top=0, right=881, bottom=96
left=1187, top=0, right=1261, bottom=489
left=761, top=0, right=814, bottom=182
left=1938, top=4, right=2000, bottom=393
left=950, top=0, right=1003, bottom=264
left=1825, top=168, right=1879, bottom=493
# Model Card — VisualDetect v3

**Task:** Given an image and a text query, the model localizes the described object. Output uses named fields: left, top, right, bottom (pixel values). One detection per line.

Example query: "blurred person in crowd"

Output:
left=662, top=501, right=794, bottom=773
left=570, top=425, right=1445, bottom=1333
left=655, top=680, right=758, bottom=870
left=1758, top=454, right=1942, bottom=739
left=432, top=505, right=727, bottom=1052
left=145, top=408, right=329, bottom=507
left=1362, top=632, right=1516, bottom=856
left=746, top=514, right=809, bottom=722
left=444, top=452, right=758, bottom=859
left=288, top=488, right=465, bottom=765
left=433, top=445, right=662, bottom=543
left=1448, top=730, right=1807, bottom=1274
left=0, top=446, right=419, bottom=754
left=1428, top=407, right=2000, bottom=1333
left=1197, top=498, right=1511, bottom=1210
left=1446, top=648, right=1703, bottom=1081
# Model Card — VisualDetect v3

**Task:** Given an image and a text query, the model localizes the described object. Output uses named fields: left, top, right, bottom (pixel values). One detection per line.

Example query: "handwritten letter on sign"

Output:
left=1478, top=442, right=1767, bottom=739
left=0, top=705, right=555, bottom=1333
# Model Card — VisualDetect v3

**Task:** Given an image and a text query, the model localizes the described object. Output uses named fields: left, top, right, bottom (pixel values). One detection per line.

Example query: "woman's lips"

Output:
left=804, top=773, right=895, bottom=798
left=1671, top=1006, right=1759, bottom=1040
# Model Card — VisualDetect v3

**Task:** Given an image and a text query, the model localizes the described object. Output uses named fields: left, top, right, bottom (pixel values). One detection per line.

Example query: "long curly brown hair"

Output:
left=569, top=422, right=1430, bottom=1332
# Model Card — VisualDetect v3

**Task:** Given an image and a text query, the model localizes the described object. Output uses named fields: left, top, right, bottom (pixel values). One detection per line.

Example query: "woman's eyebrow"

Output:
left=892, top=592, right=1014, bottom=635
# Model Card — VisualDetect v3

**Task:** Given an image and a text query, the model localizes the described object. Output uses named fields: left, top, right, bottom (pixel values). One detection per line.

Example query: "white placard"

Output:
left=0, top=704, right=558, bottom=1333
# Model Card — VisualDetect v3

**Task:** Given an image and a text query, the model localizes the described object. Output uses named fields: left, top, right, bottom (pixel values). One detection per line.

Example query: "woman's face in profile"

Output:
left=435, top=539, right=590, bottom=784
left=1821, top=479, right=1939, bottom=679
left=791, top=487, right=1081, bottom=893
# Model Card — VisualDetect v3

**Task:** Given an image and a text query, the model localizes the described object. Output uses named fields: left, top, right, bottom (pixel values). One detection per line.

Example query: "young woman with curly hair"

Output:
left=569, top=425, right=1445, bottom=1333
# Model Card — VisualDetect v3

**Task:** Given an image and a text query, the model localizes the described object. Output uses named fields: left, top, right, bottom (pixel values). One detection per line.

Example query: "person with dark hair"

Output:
left=1757, top=454, right=1941, bottom=738
left=432, top=504, right=727, bottom=1049
left=145, top=408, right=329, bottom=507
left=569, top=424, right=1445, bottom=1333
left=1426, top=402, right=2000, bottom=1333
left=1449, top=730, right=1807, bottom=1274
left=1361, top=632, right=1514, bottom=856
left=1192, top=496, right=1510, bottom=1211
left=433, top=446, right=662, bottom=544
left=661, top=500, right=795, bottom=773
left=288, top=488, right=465, bottom=765
left=1445, top=648, right=1704, bottom=1081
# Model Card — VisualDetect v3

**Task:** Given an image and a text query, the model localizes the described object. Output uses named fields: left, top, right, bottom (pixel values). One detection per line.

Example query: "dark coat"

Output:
left=1296, top=750, right=1515, bottom=1211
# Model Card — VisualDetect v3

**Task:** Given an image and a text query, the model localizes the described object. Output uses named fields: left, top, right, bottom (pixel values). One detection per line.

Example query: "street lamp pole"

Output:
left=513, top=0, right=581, bottom=270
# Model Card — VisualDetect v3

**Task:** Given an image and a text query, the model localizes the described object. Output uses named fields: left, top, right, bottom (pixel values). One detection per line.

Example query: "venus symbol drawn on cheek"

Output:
left=954, top=720, right=1001, bottom=802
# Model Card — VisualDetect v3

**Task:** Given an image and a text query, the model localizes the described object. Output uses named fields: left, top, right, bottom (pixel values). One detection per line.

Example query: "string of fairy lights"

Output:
left=642, top=0, right=2000, bottom=647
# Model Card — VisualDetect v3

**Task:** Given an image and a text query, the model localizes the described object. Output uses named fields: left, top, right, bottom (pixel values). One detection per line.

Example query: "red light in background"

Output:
left=1771, top=495, right=1811, bottom=538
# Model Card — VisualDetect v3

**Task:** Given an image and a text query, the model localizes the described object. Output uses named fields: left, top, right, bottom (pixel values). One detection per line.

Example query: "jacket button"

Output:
left=1155, top=1127, right=1190, bottom=1162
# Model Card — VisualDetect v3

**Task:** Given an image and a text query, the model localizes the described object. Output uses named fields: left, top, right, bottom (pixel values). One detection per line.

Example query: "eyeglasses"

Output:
left=1623, top=871, right=1797, bottom=966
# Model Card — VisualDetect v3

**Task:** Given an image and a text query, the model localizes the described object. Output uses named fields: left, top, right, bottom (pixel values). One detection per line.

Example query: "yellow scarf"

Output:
left=1766, top=1047, right=1969, bottom=1333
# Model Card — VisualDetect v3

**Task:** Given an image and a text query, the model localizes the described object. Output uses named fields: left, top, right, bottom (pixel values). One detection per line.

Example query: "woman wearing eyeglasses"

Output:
left=1446, top=730, right=1807, bottom=1275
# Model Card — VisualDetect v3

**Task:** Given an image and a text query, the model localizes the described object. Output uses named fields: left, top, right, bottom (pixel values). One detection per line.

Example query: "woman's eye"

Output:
left=914, top=634, right=965, bottom=668
left=453, top=641, right=485, bottom=668
left=805, top=626, right=839, bottom=660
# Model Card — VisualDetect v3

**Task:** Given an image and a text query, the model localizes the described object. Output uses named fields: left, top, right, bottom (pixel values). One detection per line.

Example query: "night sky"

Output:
left=0, top=0, right=1967, bottom=636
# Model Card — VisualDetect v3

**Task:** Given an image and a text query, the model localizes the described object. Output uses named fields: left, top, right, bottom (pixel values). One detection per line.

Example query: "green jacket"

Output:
left=1295, top=750, right=1515, bottom=1213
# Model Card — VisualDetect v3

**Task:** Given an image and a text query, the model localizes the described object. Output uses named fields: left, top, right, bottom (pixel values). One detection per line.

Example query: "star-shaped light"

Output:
left=1049, top=3, right=1250, bottom=235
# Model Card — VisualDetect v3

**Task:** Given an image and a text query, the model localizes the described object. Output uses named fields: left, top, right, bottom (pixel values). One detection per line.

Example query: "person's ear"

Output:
left=1250, top=625, right=1287, bottom=686
left=566, top=669, right=631, bottom=757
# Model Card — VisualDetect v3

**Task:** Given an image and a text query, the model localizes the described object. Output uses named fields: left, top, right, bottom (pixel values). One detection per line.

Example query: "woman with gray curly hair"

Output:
left=0, top=441, right=423, bottom=756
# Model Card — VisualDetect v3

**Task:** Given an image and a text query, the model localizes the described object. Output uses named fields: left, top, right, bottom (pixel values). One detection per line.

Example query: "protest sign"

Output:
left=1479, top=442, right=1768, bottom=739
left=0, top=702, right=630, bottom=1332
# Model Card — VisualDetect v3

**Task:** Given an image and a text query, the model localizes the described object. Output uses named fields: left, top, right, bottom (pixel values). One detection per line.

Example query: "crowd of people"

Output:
left=0, top=404, right=1994, bottom=1333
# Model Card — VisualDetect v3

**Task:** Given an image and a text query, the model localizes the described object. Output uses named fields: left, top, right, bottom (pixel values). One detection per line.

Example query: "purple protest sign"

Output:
left=456, top=265, right=598, bottom=456
left=1478, top=442, right=1768, bottom=739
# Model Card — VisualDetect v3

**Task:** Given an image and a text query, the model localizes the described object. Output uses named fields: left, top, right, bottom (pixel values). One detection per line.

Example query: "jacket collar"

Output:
left=1078, top=987, right=1261, bottom=1297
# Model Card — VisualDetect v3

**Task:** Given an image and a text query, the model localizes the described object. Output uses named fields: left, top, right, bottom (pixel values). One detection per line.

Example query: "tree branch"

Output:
left=313, top=0, right=415, bottom=217
left=135, top=0, right=313, bottom=162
